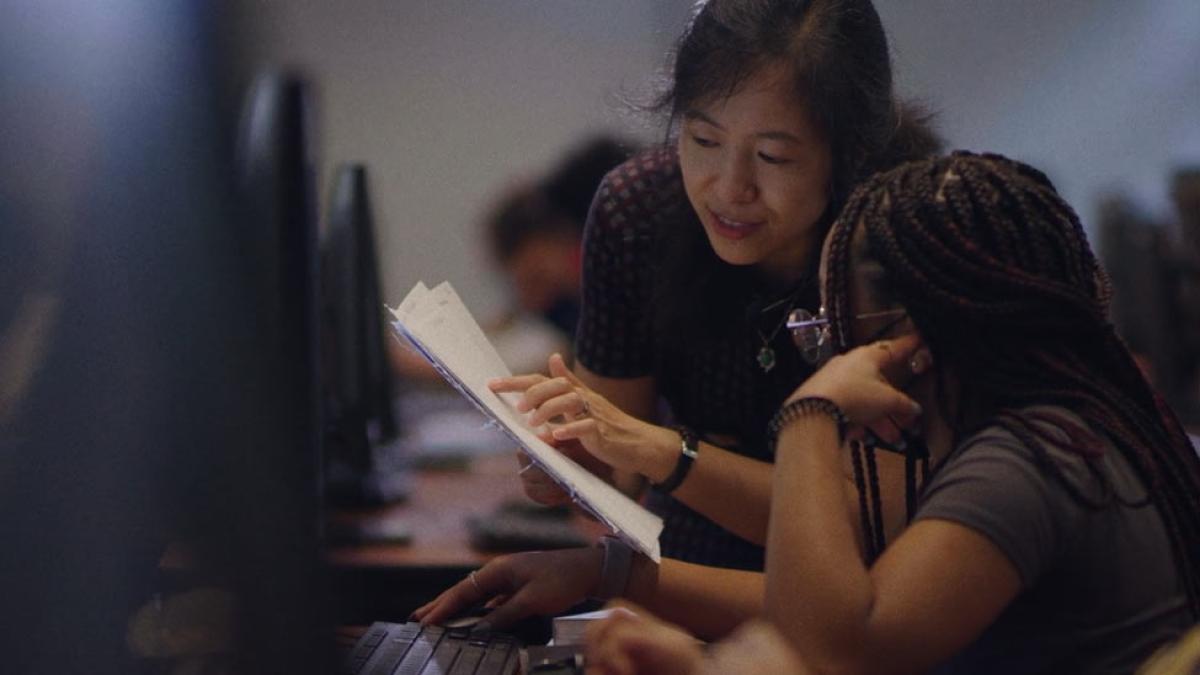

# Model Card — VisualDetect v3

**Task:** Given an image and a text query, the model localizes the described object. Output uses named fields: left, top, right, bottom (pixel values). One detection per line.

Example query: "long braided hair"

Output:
left=824, top=151, right=1200, bottom=615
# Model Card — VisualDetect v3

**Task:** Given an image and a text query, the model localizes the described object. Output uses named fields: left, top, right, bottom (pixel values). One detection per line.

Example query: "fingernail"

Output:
left=552, top=428, right=567, bottom=439
left=911, top=401, right=923, bottom=415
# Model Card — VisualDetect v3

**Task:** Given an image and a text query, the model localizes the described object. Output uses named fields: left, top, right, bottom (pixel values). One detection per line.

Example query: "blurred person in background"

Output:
left=389, top=135, right=635, bottom=379
left=485, top=135, right=638, bottom=345
left=1098, top=169, right=1200, bottom=438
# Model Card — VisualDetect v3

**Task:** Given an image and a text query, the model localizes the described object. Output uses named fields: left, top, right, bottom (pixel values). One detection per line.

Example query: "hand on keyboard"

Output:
left=411, top=547, right=603, bottom=631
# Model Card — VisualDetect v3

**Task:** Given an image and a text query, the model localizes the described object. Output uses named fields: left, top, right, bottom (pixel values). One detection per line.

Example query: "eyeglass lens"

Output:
left=788, top=307, right=830, bottom=365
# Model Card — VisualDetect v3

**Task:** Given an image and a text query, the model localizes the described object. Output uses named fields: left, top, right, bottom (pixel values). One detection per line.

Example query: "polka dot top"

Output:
left=575, top=146, right=819, bottom=570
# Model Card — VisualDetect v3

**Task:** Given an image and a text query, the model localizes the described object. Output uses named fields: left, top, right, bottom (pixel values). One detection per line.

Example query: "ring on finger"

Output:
left=468, top=570, right=484, bottom=596
left=574, top=395, right=591, bottom=419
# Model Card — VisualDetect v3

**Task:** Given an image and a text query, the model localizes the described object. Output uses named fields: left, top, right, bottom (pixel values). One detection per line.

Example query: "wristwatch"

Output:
left=652, top=426, right=699, bottom=494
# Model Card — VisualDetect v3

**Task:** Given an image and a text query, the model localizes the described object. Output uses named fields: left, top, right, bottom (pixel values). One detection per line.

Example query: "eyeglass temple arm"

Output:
left=786, top=308, right=903, bottom=330
left=786, top=317, right=828, bottom=330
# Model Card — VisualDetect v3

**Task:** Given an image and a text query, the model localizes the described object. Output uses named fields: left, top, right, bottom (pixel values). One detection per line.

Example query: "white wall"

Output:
left=230, top=1, right=1199, bottom=317
left=228, top=1, right=690, bottom=321
left=879, top=0, right=1200, bottom=230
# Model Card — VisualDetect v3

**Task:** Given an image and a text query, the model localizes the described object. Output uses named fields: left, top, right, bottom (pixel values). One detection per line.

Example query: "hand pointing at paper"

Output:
left=489, top=354, right=683, bottom=504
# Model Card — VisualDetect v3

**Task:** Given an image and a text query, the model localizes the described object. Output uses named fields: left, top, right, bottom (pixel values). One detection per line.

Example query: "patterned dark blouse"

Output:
left=575, top=146, right=818, bottom=570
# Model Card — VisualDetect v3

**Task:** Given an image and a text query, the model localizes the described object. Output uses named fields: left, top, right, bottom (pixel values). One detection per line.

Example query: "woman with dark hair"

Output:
left=585, top=151, right=1200, bottom=673
left=414, top=0, right=939, bottom=639
left=498, top=0, right=938, bottom=560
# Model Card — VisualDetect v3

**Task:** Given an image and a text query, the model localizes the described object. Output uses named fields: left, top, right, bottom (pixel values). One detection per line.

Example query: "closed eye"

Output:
left=690, top=132, right=718, bottom=149
left=758, top=151, right=791, bottom=165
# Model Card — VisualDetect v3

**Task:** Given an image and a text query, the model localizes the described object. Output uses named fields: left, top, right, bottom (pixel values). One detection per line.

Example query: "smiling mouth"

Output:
left=709, top=209, right=764, bottom=239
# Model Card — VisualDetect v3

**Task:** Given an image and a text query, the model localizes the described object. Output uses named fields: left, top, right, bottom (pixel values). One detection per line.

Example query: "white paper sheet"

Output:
left=389, top=281, right=663, bottom=562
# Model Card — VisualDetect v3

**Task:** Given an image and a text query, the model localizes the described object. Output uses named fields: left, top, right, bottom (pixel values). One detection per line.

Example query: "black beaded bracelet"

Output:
left=652, top=426, right=699, bottom=494
left=766, top=396, right=848, bottom=455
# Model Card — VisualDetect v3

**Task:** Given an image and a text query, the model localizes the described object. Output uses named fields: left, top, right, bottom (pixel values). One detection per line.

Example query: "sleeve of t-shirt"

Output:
left=912, top=430, right=1068, bottom=589
left=573, top=151, right=670, bottom=378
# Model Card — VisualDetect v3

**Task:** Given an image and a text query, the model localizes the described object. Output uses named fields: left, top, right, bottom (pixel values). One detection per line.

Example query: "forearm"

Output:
left=766, top=417, right=875, bottom=670
left=665, top=443, right=773, bottom=544
left=574, top=364, right=772, bottom=542
left=611, top=468, right=648, bottom=499
left=626, top=555, right=764, bottom=642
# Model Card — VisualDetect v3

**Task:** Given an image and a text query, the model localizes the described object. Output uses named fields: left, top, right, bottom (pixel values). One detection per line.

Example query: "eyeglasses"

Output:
left=787, top=306, right=908, bottom=365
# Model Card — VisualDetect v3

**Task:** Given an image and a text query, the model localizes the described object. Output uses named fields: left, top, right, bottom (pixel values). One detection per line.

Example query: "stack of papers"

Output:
left=389, top=281, right=663, bottom=562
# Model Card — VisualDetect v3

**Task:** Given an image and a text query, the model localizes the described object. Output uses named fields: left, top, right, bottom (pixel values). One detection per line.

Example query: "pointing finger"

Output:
left=548, top=353, right=583, bottom=386
left=488, top=374, right=547, bottom=393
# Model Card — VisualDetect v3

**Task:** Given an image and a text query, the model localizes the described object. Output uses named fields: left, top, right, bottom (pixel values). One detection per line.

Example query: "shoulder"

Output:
left=949, top=407, right=1129, bottom=502
left=915, top=406, right=1122, bottom=587
left=590, top=146, right=688, bottom=234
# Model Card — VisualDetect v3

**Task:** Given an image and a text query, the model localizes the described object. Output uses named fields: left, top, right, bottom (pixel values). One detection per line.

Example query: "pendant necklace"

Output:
left=753, top=287, right=805, bottom=373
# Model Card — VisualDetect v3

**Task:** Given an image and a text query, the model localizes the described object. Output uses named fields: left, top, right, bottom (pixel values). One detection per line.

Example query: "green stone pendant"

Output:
left=757, top=345, right=777, bottom=372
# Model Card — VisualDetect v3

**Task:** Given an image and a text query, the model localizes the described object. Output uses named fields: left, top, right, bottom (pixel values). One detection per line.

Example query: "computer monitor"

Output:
left=0, top=4, right=330, bottom=672
left=320, top=164, right=409, bottom=507
left=230, top=69, right=332, bottom=672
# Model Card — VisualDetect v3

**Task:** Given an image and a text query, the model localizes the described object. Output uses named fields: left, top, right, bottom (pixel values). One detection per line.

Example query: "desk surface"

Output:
left=325, top=452, right=605, bottom=570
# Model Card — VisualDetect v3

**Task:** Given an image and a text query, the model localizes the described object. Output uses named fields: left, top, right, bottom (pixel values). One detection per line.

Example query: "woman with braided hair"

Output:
left=584, top=151, right=1200, bottom=674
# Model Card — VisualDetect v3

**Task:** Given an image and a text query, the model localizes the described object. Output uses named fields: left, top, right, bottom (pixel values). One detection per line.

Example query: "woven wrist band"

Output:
left=590, top=535, right=633, bottom=601
left=766, top=396, right=848, bottom=455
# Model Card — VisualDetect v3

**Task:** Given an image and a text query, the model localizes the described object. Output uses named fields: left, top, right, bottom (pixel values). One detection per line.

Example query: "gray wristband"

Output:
left=591, top=535, right=633, bottom=601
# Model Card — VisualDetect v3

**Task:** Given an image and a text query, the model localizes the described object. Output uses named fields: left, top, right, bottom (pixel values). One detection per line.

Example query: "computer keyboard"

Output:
left=344, top=621, right=519, bottom=675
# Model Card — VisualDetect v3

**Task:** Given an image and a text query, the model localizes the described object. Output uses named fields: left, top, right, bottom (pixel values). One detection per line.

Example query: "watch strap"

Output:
left=652, top=426, right=699, bottom=494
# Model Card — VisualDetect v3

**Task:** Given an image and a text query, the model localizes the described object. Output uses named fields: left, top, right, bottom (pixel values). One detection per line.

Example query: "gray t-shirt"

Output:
left=914, top=407, right=1193, bottom=674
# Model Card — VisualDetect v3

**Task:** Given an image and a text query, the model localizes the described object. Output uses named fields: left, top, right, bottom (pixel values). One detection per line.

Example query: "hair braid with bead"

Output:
left=823, top=151, right=1200, bottom=614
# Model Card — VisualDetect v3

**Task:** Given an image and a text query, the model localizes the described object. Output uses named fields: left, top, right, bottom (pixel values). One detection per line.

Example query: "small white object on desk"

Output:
left=551, top=608, right=625, bottom=646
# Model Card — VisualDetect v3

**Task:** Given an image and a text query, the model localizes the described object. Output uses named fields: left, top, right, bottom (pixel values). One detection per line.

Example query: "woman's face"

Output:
left=678, top=63, right=833, bottom=283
